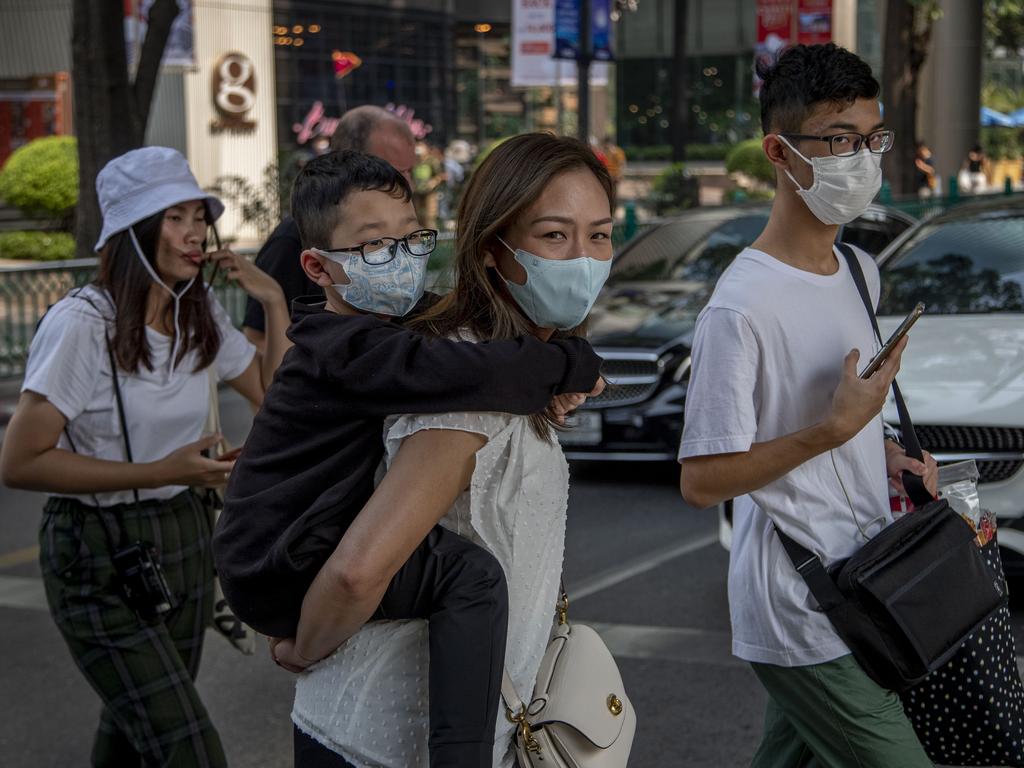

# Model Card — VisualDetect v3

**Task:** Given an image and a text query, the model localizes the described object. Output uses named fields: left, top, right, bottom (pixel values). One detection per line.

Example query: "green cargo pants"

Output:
left=750, top=655, right=932, bottom=768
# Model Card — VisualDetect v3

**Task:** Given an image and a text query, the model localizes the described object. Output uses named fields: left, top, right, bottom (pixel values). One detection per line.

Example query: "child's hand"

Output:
left=268, top=637, right=308, bottom=674
left=550, top=393, right=586, bottom=424
left=549, top=378, right=605, bottom=424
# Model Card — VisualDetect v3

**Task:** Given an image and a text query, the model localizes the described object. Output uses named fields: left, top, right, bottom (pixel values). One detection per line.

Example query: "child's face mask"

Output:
left=313, top=240, right=429, bottom=317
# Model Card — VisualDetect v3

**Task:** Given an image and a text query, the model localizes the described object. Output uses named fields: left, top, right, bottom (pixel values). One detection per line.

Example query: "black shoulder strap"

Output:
left=836, top=243, right=931, bottom=507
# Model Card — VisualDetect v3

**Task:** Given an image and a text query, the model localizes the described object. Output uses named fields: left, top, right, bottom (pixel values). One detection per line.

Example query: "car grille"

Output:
left=588, top=354, right=663, bottom=408
left=914, top=425, right=1024, bottom=484
left=588, top=382, right=661, bottom=407
left=600, top=358, right=661, bottom=379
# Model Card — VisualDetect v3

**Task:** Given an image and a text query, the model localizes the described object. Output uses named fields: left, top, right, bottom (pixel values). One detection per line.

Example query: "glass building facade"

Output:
left=272, top=0, right=456, bottom=150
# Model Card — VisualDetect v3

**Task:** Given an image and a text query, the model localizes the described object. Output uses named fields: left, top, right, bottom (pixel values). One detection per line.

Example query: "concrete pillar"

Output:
left=923, top=0, right=983, bottom=187
left=832, top=0, right=858, bottom=53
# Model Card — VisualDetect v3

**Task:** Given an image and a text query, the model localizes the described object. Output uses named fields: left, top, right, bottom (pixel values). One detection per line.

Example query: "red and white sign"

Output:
left=797, top=0, right=832, bottom=46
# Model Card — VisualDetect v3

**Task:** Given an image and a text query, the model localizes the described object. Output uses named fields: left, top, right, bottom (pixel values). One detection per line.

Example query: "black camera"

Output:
left=112, top=542, right=177, bottom=621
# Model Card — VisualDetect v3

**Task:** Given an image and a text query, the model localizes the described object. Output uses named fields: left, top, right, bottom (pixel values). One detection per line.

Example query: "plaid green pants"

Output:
left=40, top=490, right=227, bottom=768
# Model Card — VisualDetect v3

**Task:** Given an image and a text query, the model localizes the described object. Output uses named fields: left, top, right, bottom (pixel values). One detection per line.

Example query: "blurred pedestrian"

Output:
left=0, top=147, right=291, bottom=767
left=438, top=140, right=469, bottom=227
left=914, top=141, right=937, bottom=199
left=959, top=144, right=988, bottom=194
left=242, top=105, right=417, bottom=349
left=679, top=44, right=937, bottom=767
left=411, top=142, right=444, bottom=229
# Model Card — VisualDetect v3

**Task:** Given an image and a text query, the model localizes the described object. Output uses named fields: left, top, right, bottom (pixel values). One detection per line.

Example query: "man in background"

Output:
left=243, top=105, right=416, bottom=348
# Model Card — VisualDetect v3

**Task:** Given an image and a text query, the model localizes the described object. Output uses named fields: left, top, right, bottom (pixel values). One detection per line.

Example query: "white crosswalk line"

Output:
left=0, top=575, right=47, bottom=611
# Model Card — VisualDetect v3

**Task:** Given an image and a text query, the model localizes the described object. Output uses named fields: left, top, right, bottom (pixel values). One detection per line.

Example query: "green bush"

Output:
left=726, top=138, right=775, bottom=184
left=981, top=126, right=1023, bottom=161
left=0, top=136, right=79, bottom=219
left=652, top=163, right=699, bottom=215
left=723, top=187, right=775, bottom=204
left=0, top=230, right=76, bottom=261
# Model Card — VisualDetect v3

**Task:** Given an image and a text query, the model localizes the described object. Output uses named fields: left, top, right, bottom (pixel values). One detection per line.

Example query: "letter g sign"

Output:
left=212, top=52, right=256, bottom=121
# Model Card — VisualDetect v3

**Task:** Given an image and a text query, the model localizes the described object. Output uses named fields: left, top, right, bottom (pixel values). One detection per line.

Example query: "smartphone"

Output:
left=860, top=302, right=925, bottom=379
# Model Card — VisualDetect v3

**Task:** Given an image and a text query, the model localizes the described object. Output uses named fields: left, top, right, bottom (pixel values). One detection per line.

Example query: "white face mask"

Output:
left=779, top=136, right=883, bottom=225
left=314, top=241, right=427, bottom=317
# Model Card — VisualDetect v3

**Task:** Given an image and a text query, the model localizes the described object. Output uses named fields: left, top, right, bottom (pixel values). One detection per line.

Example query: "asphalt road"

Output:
left=2, top=389, right=1020, bottom=767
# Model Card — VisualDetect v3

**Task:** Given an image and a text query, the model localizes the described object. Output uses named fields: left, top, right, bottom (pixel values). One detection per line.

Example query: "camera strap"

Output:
left=59, top=288, right=144, bottom=547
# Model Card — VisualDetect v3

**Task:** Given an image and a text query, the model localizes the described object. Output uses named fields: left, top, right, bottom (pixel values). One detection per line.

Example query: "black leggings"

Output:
left=294, top=525, right=509, bottom=768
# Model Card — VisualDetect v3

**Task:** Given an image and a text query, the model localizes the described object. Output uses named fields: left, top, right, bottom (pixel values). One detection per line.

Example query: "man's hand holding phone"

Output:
left=824, top=336, right=909, bottom=446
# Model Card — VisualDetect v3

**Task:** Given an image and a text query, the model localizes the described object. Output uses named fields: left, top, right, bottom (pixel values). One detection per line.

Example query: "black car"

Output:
left=560, top=203, right=917, bottom=459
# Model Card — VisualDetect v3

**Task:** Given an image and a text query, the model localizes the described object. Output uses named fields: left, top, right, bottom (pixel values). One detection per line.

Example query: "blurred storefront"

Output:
left=272, top=0, right=456, bottom=153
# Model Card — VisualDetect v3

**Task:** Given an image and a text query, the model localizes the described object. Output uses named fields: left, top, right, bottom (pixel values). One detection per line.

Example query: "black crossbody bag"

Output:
left=774, top=244, right=1006, bottom=692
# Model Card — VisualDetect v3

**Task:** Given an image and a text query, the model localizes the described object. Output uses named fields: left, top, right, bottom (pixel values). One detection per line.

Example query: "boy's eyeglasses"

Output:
left=780, top=129, right=895, bottom=157
left=320, top=229, right=438, bottom=265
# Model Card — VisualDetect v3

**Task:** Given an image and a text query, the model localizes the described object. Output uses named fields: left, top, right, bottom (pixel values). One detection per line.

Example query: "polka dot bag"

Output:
left=901, top=539, right=1024, bottom=766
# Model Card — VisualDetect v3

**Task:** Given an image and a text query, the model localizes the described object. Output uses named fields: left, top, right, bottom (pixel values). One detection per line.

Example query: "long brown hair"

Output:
left=95, top=208, right=220, bottom=374
left=412, top=132, right=615, bottom=437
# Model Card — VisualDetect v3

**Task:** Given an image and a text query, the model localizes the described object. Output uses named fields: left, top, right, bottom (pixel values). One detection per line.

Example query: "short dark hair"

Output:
left=330, top=105, right=413, bottom=152
left=290, top=150, right=413, bottom=249
left=756, top=43, right=880, bottom=135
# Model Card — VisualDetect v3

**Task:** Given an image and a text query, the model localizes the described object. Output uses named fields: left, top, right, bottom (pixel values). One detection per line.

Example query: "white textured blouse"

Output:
left=292, top=411, right=570, bottom=767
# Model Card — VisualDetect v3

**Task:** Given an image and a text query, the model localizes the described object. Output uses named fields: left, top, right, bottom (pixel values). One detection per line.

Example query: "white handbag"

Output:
left=502, top=590, right=637, bottom=767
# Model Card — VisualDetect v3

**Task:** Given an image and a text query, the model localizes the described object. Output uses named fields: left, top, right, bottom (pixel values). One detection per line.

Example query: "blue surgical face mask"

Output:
left=314, top=241, right=427, bottom=317
left=496, top=237, right=611, bottom=330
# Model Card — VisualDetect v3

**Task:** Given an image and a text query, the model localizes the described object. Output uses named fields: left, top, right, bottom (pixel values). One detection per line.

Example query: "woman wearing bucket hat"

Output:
left=0, top=146, right=290, bottom=766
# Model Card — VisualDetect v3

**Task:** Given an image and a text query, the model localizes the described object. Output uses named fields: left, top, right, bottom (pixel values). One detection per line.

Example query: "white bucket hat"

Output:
left=94, top=146, right=225, bottom=252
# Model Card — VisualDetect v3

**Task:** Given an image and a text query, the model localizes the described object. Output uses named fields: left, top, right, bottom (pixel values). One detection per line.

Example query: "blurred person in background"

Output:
left=959, top=144, right=989, bottom=194
left=914, top=141, right=937, bottom=199
left=412, top=143, right=444, bottom=230
left=243, top=105, right=417, bottom=350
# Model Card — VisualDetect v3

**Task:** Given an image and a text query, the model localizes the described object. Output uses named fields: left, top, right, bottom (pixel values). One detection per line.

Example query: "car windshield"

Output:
left=878, top=211, right=1024, bottom=316
left=668, top=214, right=769, bottom=282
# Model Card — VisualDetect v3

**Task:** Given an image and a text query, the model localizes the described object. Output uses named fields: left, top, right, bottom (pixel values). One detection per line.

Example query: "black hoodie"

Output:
left=214, top=298, right=602, bottom=637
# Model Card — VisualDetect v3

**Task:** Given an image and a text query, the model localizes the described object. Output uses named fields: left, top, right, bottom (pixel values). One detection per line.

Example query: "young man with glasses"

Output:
left=215, top=150, right=603, bottom=767
left=678, top=44, right=938, bottom=766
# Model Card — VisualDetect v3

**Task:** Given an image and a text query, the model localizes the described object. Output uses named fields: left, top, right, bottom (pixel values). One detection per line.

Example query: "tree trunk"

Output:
left=670, top=0, right=689, bottom=163
left=72, top=0, right=177, bottom=257
left=882, top=0, right=934, bottom=197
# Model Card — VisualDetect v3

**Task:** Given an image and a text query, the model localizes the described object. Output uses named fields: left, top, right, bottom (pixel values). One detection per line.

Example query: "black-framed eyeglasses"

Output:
left=320, top=229, right=438, bottom=265
left=781, top=129, right=895, bottom=157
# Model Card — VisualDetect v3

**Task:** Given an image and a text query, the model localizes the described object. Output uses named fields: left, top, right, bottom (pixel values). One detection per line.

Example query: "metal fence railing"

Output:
left=0, top=225, right=653, bottom=380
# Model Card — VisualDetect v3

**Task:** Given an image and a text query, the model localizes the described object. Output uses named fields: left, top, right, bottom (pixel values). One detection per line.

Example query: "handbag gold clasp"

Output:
left=607, top=694, right=623, bottom=716
left=505, top=704, right=544, bottom=759
left=556, top=590, right=569, bottom=626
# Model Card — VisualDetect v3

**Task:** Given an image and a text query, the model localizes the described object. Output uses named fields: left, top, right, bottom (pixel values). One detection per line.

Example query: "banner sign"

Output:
left=754, top=0, right=793, bottom=94
left=553, top=0, right=614, bottom=61
left=797, top=0, right=832, bottom=46
left=513, top=0, right=607, bottom=86
left=554, top=0, right=580, bottom=60
left=124, top=0, right=195, bottom=70
left=513, top=0, right=560, bottom=86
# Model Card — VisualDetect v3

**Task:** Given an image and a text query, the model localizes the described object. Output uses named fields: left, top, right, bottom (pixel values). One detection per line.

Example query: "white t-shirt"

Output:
left=22, top=284, right=256, bottom=506
left=292, top=411, right=569, bottom=768
left=678, top=246, right=890, bottom=667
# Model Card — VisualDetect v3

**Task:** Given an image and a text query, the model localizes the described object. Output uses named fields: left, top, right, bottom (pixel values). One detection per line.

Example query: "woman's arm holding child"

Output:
left=274, top=427, right=485, bottom=669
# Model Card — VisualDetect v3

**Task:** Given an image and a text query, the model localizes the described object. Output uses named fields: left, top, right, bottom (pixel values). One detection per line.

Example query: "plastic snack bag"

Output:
left=937, top=460, right=995, bottom=547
